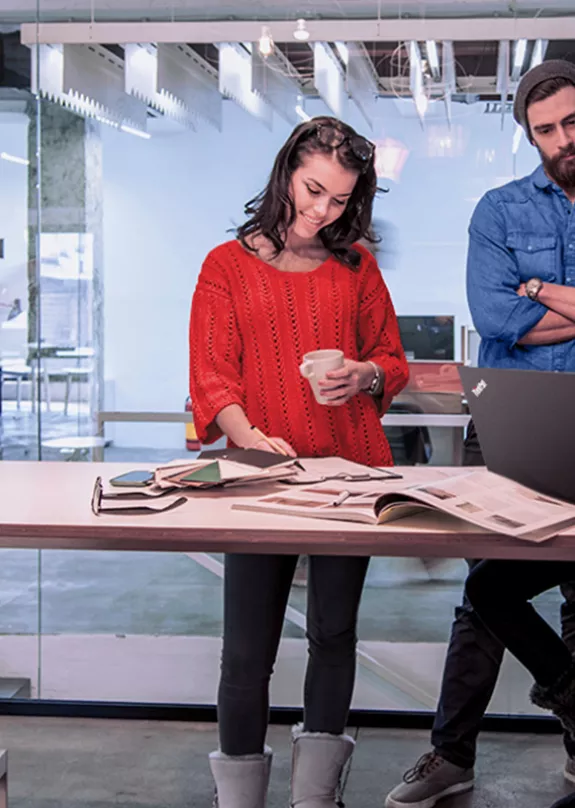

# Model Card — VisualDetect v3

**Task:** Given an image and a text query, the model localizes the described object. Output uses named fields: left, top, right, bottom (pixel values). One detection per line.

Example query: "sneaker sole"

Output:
left=564, top=764, right=575, bottom=785
left=385, top=779, right=474, bottom=808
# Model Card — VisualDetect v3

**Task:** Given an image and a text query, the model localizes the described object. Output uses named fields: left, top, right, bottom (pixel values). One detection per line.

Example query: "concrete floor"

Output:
left=0, top=716, right=572, bottom=807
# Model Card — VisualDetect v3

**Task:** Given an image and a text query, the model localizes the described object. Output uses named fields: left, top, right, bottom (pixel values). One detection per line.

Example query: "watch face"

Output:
left=527, top=278, right=542, bottom=299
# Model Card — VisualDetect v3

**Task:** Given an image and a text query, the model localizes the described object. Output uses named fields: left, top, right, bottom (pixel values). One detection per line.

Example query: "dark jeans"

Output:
left=466, top=560, right=575, bottom=688
left=430, top=421, right=575, bottom=768
left=551, top=794, right=575, bottom=808
left=218, top=553, right=369, bottom=756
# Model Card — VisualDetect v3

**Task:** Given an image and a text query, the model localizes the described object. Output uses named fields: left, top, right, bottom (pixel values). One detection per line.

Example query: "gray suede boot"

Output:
left=531, top=664, right=575, bottom=737
left=290, top=725, right=354, bottom=807
left=209, top=746, right=272, bottom=808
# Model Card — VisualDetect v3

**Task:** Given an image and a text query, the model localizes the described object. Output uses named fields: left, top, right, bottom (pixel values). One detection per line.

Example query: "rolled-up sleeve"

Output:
left=467, top=194, right=546, bottom=348
left=189, top=252, right=245, bottom=443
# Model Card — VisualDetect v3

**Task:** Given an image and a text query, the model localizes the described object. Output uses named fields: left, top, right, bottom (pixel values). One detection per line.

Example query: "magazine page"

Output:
left=233, top=480, right=394, bottom=524
left=231, top=470, right=456, bottom=524
left=389, top=469, right=575, bottom=542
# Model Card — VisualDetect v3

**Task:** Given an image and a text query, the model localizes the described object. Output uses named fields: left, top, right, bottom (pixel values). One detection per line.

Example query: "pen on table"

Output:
left=249, top=425, right=306, bottom=470
left=332, top=491, right=351, bottom=507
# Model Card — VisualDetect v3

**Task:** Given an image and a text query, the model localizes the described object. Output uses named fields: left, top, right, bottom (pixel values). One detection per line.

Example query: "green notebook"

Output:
left=178, top=461, right=222, bottom=484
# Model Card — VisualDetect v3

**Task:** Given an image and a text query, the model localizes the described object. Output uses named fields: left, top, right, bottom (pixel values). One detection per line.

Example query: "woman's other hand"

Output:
left=318, top=360, right=376, bottom=406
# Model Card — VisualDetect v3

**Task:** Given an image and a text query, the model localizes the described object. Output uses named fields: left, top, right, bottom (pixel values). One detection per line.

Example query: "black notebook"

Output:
left=198, top=448, right=295, bottom=469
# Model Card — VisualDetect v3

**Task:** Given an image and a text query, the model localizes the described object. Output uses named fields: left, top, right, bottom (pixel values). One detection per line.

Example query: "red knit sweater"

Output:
left=189, top=240, right=408, bottom=467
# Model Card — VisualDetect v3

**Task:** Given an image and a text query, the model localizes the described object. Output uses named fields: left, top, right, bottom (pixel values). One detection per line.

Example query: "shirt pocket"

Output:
left=506, top=232, right=558, bottom=281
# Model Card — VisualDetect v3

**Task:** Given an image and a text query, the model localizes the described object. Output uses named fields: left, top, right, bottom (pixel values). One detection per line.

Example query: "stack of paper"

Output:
left=154, top=453, right=298, bottom=490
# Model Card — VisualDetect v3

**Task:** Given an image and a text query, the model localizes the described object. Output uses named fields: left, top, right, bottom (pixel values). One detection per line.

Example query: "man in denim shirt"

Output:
left=469, top=127, right=575, bottom=373
left=386, top=60, right=575, bottom=808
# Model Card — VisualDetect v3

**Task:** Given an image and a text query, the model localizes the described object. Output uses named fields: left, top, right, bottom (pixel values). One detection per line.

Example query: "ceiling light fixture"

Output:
left=334, top=42, right=349, bottom=65
left=409, top=41, right=428, bottom=125
left=258, top=26, right=274, bottom=58
left=530, top=38, right=548, bottom=69
left=511, top=38, right=527, bottom=82
left=120, top=124, right=152, bottom=139
left=293, top=19, right=310, bottom=42
left=425, top=40, right=441, bottom=81
left=0, top=152, right=30, bottom=166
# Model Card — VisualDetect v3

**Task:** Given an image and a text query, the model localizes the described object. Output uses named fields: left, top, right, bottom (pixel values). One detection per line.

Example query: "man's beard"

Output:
left=539, top=143, right=575, bottom=189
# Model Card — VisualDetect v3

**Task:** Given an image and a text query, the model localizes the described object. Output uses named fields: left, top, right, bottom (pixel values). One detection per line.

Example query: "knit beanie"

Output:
left=514, top=59, right=575, bottom=136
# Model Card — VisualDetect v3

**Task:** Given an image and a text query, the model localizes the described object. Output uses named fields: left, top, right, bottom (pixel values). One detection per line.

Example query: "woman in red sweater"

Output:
left=189, top=116, right=408, bottom=808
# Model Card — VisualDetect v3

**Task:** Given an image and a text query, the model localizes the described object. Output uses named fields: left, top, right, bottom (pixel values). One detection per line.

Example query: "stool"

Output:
left=62, top=367, right=93, bottom=416
left=41, top=436, right=111, bottom=462
left=1, top=362, right=51, bottom=413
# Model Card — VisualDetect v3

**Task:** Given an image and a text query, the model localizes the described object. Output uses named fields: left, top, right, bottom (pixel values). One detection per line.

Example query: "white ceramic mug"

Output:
left=299, top=349, right=344, bottom=405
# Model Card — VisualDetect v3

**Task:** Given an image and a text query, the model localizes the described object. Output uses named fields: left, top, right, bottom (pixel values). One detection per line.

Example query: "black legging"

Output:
left=550, top=794, right=575, bottom=808
left=466, top=560, right=575, bottom=687
left=218, top=553, right=370, bottom=755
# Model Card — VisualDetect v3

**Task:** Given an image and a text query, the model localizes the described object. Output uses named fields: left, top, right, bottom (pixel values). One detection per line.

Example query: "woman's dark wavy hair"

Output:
left=237, top=116, right=378, bottom=269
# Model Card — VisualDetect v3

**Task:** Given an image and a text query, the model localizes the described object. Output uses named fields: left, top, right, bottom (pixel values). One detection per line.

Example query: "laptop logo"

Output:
left=472, top=379, right=487, bottom=397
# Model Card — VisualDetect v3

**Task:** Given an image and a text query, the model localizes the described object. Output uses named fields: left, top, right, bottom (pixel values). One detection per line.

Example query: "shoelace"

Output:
left=403, top=752, right=443, bottom=784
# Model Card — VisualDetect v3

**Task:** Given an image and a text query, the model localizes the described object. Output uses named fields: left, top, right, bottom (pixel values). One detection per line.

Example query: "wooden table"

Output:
left=2, top=461, right=575, bottom=561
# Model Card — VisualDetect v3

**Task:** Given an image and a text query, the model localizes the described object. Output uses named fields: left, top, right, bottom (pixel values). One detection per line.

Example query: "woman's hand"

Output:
left=517, top=283, right=527, bottom=297
left=216, top=405, right=297, bottom=456
left=318, top=360, right=375, bottom=406
left=252, top=437, right=297, bottom=457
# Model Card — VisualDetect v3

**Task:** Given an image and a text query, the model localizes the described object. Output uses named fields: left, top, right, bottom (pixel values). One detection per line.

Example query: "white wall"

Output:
left=102, top=97, right=540, bottom=447
left=0, top=112, right=29, bottom=358
left=102, top=102, right=293, bottom=446
left=371, top=99, right=538, bottom=330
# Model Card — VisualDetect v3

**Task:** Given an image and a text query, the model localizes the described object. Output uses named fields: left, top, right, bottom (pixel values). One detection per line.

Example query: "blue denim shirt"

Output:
left=467, top=164, right=575, bottom=370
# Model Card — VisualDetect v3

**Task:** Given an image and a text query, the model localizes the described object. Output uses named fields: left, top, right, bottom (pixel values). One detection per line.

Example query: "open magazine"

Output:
left=232, top=468, right=575, bottom=543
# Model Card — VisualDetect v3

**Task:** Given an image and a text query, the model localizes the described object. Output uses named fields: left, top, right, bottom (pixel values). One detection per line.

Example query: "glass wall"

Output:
left=0, top=2, right=567, bottom=714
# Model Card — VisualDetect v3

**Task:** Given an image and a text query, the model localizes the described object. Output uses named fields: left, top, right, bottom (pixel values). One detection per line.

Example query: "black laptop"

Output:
left=459, top=366, right=575, bottom=504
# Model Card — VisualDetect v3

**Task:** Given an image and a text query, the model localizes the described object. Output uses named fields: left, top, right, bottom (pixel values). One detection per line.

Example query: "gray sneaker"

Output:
left=385, top=752, right=474, bottom=808
left=564, top=755, right=575, bottom=784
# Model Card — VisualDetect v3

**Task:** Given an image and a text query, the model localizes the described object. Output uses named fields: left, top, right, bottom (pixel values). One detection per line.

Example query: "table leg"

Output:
left=64, top=372, right=71, bottom=416
left=451, top=426, right=464, bottom=465
left=42, top=368, right=51, bottom=413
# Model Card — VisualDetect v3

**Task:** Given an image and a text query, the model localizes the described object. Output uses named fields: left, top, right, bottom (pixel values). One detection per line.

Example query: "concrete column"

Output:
left=27, top=99, right=103, bottom=421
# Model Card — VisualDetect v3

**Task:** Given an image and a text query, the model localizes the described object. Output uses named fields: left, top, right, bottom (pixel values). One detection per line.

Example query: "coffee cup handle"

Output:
left=299, top=361, right=314, bottom=379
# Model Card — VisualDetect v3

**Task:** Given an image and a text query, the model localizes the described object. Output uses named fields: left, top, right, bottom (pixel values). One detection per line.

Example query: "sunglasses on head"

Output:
left=312, top=123, right=375, bottom=168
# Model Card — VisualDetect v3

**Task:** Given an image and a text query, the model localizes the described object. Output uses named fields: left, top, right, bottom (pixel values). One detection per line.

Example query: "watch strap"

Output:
left=366, top=360, right=384, bottom=396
